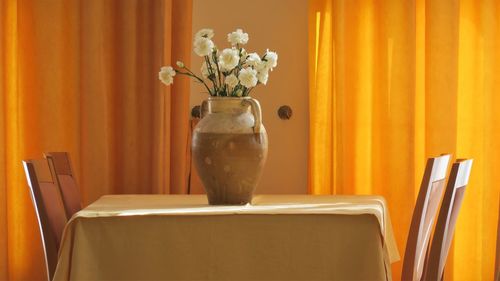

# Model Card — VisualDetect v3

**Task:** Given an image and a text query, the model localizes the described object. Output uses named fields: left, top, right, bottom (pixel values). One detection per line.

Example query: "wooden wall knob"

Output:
left=191, top=105, right=201, bottom=119
left=278, top=105, right=292, bottom=120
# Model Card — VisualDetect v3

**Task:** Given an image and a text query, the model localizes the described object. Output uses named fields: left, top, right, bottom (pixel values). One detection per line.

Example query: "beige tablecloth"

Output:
left=54, top=195, right=400, bottom=281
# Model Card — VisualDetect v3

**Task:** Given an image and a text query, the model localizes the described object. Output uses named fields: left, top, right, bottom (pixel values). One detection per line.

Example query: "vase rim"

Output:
left=207, top=96, right=252, bottom=100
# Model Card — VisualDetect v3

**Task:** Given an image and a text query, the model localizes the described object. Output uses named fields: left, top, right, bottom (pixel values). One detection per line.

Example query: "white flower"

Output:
left=225, top=74, right=239, bottom=88
left=227, top=28, right=249, bottom=46
left=257, top=68, right=269, bottom=85
left=255, top=60, right=268, bottom=72
left=195, top=28, right=214, bottom=40
left=194, top=37, right=214, bottom=57
left=245, top=53, right=261, bottom=67
left=238, top=68, right=258, bottom=88
left=176, top=61, right=184, bottom=68
left=264, top=49, right=278, bottom=70
left=159, top=66, right=176, bottom=85
left=254, top=60, right=270, bottom=85
left=218, top=48, right=240, bottom=71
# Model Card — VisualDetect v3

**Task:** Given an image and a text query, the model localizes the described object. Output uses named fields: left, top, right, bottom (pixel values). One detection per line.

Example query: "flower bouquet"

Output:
left=159, top=28, right=277, bottom=97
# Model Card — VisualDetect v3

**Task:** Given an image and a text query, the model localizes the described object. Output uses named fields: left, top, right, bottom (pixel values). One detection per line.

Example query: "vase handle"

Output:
left=242, top=98, right=262, bottom=134
left=200, top=100, right=209, bottom=119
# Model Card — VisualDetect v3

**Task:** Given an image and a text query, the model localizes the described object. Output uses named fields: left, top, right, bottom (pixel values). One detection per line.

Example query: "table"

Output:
left=54, top=195, right=400, bottom=281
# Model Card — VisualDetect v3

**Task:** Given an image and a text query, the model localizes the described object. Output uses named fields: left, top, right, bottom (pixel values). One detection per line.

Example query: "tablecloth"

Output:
left=54, top=195, right=400, bottom=281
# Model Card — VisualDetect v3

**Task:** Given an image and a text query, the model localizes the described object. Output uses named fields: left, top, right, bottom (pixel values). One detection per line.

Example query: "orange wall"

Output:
left=190, top=0, right=309, bottom=194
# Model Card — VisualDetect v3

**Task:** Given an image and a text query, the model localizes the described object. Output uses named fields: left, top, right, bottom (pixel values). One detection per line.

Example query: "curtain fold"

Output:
left=0, top=0, right=191, bottom=279
left=309, top=0, right=500, bottom=280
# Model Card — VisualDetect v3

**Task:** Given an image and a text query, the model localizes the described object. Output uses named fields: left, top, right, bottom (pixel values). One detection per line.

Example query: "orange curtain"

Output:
left=0, top=0, right=192, bottom=279
left=309, top=0, right=500, bottom=280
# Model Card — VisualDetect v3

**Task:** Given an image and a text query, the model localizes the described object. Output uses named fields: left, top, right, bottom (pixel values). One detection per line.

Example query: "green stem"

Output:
left=175, top=70, right=212, bottom=95
left=178, top=67, right=204, bottom=82
left=205, top=57, right=218, bottom=94
left=212, top=52, right=223, bottom=90
left=245, top=87, right=254, bottom=97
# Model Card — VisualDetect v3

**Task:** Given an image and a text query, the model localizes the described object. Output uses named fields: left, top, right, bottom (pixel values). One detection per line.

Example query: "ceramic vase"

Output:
left=192, top=97, right=268, bottom=205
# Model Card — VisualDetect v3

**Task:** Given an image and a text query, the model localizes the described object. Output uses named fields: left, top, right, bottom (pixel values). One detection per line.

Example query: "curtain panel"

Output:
left=309, top=0, right=500, bottom=280
left=0, top=0, right=192, bottom=279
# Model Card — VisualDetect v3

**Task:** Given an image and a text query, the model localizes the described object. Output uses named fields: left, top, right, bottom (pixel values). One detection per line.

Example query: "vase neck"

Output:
left=206, top=97, right=252, bottom=114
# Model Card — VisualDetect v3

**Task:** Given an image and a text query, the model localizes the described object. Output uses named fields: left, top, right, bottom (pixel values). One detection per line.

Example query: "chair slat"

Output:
left=23, top=159, right=68, bottom=281
left=45, top=152, right=82, bottom=218
left=425, top=159, right=473, bottom=280
left=402, top=154, right=451, bottom=281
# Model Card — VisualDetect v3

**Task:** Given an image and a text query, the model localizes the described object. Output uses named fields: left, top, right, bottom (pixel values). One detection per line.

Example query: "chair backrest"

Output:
left=44, top=152, right=82, bottom=218
left=496, top=196, right=500, bottom=281
left=23, top=159, right=68, bottom=281
left=425, top=159, right=473, bottom=280
left=402, top=154, right=451, bottom=281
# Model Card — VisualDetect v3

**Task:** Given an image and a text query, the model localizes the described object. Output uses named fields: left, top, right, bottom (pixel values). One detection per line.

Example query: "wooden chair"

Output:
left=44, top=152, right=82, bottom=218
left=402, top=154, right=451, bottom=281
left=424, top=159, right=473, bottom=281
left=23, top=159, right=68, bottom=281
left=496, top=196, right=500, bottom=281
